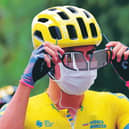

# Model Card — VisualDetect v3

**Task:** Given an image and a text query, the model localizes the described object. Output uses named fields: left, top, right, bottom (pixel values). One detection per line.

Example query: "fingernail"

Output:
left=117, top=59, right=120, bottom=62
left=124, top=57, right=127, bottom=60
left=112, top=56, right=114, bottom=60
left=48, top=63, right=51, bottom=68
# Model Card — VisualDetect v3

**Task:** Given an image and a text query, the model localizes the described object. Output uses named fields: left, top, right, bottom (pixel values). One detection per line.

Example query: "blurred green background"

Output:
left=0, top=0, right=129, bottom=97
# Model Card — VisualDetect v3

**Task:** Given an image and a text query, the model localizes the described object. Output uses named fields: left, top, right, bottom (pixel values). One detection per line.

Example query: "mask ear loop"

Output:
left=48, top=69, right=56, bottom=80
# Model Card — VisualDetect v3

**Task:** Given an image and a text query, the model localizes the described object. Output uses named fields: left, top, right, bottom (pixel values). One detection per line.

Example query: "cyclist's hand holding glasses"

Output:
left=106, top=41, right=129, bottom=87
left=20, top=42, right=64, bottom=88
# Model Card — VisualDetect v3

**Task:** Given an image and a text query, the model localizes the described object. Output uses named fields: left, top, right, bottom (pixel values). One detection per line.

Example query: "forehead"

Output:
left=63, top=45, right=96, bottom=52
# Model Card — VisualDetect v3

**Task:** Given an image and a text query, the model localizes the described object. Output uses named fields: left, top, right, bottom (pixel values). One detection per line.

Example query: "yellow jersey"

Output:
left=1, top=90, right=129, bottom=129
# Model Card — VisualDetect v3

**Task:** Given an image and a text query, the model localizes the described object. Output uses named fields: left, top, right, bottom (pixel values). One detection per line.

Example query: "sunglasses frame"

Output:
left=58, top=48, right=112, bottom=71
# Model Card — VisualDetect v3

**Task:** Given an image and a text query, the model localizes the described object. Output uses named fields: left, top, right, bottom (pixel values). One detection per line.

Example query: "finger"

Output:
left=124, top=50, right=129, bottom=60
left=44, top=46, right=58, bottom=63
left=44, top=42, right=64, bottom=55
left=44, top=42, right=64, bottom=62
left=44, top=54, right=51, bottom=68
left=112, top=44, right=122, bottom=60
left=105, top=41, right=121, bottom=60
left=37, top=53, right=51, bottom=68
left=116, top=47, right=127, bottom=62
left=44, top=42, right=58, bottom=55
left=55, top=45, right=64, bottom=55
left=106, top=41, right=120, bottom=48
left=36, top=44, right=60, bottom=62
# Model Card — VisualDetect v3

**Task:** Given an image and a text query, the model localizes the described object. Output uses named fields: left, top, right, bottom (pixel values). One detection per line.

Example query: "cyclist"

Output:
left=0, top=5, right=129, bottom=129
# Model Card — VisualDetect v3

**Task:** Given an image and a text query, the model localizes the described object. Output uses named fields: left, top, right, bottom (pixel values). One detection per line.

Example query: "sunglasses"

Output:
left=57, top=48, right=111, bottom=71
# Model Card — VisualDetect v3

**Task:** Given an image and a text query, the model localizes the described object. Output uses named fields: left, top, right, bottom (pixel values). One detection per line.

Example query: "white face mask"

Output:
left=54, top=63, right=97, bottom=95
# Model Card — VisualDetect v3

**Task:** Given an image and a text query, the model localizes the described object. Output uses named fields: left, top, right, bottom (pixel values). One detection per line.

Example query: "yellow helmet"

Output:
left=32, top=5, right=102, bottom=48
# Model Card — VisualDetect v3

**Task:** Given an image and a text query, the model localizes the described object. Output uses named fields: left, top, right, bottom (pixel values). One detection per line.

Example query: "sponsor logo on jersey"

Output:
left=82, top=120, right=106, bottom=128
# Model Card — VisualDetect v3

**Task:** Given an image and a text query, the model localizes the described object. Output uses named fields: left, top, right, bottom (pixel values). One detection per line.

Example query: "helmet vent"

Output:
left=48, top=8, right=57, bottom=11
left=66, top=25, right=77, bottom=40
left=83, top=11, right=90, bottom=18
left=38, top=18, right=49, bottom=23
left=67, top=7, right=77, bottom=13
left=90, top=23, right=97, bottom=37
left=77, top=18, right=88, bottom=39
left=49, top=26, right=62, bottom=39
left=57, top=12, right=69, bottom=20
left=34, top=31, right=44, bottom=41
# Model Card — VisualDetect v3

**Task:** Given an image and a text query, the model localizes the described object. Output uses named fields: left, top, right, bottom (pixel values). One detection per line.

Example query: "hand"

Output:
left=106, top=41, right=129, bottom=87
left=106, top=41, right=128, bottom=62
left=20, top=42, right=64, bottom=88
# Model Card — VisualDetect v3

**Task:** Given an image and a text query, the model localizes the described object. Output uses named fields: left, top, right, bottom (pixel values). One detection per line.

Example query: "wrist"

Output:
left=20, top=72, right=35, bottom=88
left=19, top=79, right=34, bottom=88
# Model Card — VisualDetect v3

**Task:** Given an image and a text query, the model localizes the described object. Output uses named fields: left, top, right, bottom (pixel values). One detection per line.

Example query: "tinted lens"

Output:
left=89, top=49, right=108, bottom=70
left=63, top=52, right=88, bottom=70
